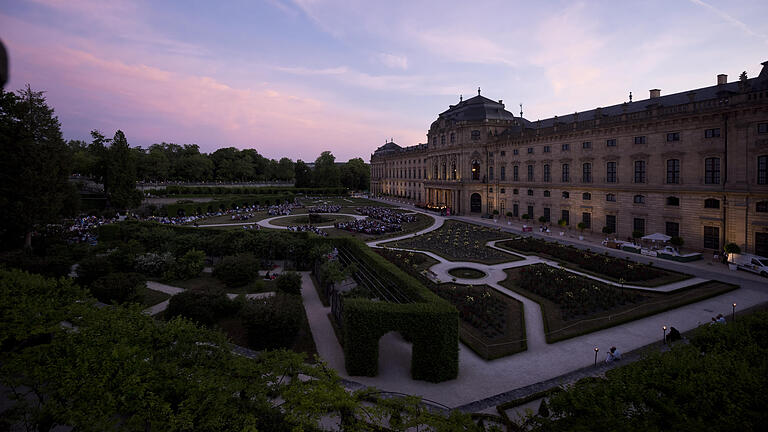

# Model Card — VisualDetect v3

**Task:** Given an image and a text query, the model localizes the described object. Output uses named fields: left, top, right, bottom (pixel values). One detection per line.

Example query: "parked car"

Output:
left=727, top=253, right=768, bottom=277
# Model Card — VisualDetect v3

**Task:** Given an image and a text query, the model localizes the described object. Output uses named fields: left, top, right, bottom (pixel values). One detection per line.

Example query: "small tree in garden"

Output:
left=492, top=209, right=499, bottom=216
left=724, top=243, right=741, bottom=255
left=506, top=211, right=513, bottom=218
left=558, top=219, right=567, bottom=228
left=213, top=253, right=260, bottom=287
left=577, top=222, right=587, bottom=233
left=539, top=216, right=547, bottom=223
left=522, top=214, right=531, bottom=221
left=602, top=226, right=614, bottom=235
left=671, top=236, right=684, bottom=247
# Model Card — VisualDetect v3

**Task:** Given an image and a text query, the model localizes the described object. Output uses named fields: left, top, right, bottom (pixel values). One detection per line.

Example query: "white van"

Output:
left=727, top=253, right=768, bottom=277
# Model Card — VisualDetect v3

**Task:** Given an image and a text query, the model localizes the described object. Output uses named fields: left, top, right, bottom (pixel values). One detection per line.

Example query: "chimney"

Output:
left=717, top=74, right=727, bottom=85
left=498, top=100, right=503, bottom=105
left=649, top=89, right=661, bottom=99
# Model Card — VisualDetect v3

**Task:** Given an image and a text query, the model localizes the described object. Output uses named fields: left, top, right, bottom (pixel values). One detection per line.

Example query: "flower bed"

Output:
left=501, top=264, right=738, bottom=343
left=497, top=237, right=690, bottom=286
left=516, top=264, right=642, bottom=321
left=388, top=220, right=519, bottom=264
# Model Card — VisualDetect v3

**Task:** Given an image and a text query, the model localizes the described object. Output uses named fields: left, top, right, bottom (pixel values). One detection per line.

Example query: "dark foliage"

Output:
left=240, top=293, right=304, bottom=350
left=89, top=272, right=145, bottom=304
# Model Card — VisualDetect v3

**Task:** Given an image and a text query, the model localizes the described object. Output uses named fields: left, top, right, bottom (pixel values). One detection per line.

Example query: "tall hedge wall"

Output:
left=160, top=186, right=348, bottom=196
left=332, top=238, right=459, bottom=382
left=163, top=194, right=294, bottom=216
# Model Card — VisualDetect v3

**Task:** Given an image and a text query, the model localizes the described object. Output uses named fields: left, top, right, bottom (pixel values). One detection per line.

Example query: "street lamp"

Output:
left=594, top=347, right=599, bottom=365
left=732, top=303, right=736, bottom=322
left=663, top=325, right=667, bottom=345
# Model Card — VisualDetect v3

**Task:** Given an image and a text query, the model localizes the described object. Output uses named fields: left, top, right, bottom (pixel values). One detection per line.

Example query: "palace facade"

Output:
left=370, top=61, right=768, bottom=255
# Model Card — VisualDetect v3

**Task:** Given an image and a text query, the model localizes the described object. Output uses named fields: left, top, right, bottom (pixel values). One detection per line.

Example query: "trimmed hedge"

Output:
left=165, top=289, right=238, bottom=327
left=213, top=254, right=260, bottom=287
left=331, top=237, right=459, bottom=383
left=161, top=186, right=347, bottom=196
left=163, top=194, right=294, bottom=216
left=275, top=272, right=302, bottom=295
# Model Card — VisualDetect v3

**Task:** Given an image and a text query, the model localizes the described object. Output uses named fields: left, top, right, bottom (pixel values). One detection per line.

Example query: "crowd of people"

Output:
left=307, top=204, right=341, bottom=213
left=334, top=218, right=402, bottom=235
left=356, top=206, right=415, bottom=224
left=67, top=215, right=115, bottom=243
left=286, top=225, right=328, bottom=236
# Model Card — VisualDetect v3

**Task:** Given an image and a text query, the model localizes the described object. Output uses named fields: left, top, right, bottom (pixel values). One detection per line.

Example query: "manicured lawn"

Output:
left=500, top=264, right=738, bottom=343
left=139, top=285, right=171, bottom=307
left=386, top=220, right=520, bottom=264
left=496, top=237, right=691, bottom=287
left=448, top=267, right=486, bottom=279
left=268, top=214, right=355, bottom=227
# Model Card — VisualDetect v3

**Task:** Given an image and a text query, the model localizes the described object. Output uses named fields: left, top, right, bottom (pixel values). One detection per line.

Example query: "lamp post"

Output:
left=662, top=325, right=667, bottom=345
left=732, top=303, right=736, bottom=322
left=594, top=347, right=599, bottom=365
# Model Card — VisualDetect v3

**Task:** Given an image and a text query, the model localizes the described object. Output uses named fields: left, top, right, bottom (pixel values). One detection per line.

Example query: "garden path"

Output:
left=142, top=280, right=275, bottom=315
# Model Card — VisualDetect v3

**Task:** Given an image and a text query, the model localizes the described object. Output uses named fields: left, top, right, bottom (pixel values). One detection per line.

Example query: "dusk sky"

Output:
left=2, top=0, right=767, bottom=161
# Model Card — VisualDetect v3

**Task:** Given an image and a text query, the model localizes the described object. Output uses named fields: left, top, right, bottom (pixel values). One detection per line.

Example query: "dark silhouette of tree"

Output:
left=0, top=86, right=77, bottom=248
left=103, top=130, right=142, bottom=210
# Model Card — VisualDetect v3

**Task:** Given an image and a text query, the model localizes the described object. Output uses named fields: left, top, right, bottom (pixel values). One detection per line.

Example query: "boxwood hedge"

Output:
left=160, top=186, right=347, bottom=196
left=163, top=194, right=294, bottom=216
left=331, top=238, right=459, bottom=383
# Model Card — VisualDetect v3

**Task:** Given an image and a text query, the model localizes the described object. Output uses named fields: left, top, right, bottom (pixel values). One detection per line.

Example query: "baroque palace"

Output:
left=370, top=60, right=768, bottom=255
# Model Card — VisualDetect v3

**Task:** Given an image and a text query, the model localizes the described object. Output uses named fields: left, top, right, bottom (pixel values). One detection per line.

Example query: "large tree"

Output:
left=313, top=151, right=340, bottom=188
left=340, top=157, right=370, bottom=191
left=0, top=86, right=77, bottom=248
left=103, top=130, right=142, bottom=210
left=294, top=159, right=313, bottom=187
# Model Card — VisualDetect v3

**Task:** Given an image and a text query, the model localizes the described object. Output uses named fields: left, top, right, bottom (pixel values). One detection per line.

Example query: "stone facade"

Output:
left=370, top=63, right=768, bottom=255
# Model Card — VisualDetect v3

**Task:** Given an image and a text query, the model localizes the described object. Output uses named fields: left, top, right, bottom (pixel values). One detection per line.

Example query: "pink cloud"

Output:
left=4, top=32, right=423, bottom=161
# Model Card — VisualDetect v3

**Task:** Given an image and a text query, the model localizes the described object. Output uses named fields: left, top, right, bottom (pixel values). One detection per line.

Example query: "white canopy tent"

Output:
left=642, top=233, right=671, bottom=242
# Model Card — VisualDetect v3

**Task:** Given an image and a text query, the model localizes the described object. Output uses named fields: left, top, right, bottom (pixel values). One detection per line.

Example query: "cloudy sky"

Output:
left=2, top=0, right=767, bottom=161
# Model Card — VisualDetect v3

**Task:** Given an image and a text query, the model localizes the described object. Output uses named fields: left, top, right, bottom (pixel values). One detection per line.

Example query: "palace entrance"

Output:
left=470, top=193, right=482, bottom=213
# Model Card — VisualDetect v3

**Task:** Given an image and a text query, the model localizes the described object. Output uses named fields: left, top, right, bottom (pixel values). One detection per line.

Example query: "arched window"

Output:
left=543, top=190, right=550, bottom=197
left=704, top=198, right=720, bottom=209
left=666, top=196, right=680, bottom=206
left=606, top=193, right=616, bottom=202
left=562, top=191, right=570, bottom=199
left=450, top=132, right=456, bottom=143
left=633, top=195, right=645, bottom=204
left=451, top=161, right=457, bottom=179
left=441, top=162, right=446, bottom=179
left=433, top=164, right=438, bottom=179
left=582, top=192, right=591, bottom=200
left=471, top=160, right=481, bottom=180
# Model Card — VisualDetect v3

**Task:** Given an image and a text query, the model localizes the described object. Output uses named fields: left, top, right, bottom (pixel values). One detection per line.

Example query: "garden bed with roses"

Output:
left=386, top=220, right=520, bottom=264
left=377, top=248, right=526, bottom=358
left=496, top=237, right=690, bottom=286
left=501, top=264, right=737, bottom=342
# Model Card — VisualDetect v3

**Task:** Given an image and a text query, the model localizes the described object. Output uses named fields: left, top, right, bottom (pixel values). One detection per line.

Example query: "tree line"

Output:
left=69, top=137, right=370, bottom=189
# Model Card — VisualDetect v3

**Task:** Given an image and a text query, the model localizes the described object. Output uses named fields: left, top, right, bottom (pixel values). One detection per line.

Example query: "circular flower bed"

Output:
left=448, top=267, right=486, bottom=279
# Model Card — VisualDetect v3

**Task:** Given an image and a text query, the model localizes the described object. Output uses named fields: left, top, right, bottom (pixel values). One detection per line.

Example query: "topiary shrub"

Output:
left=724, top=243, right=741, bottom=255
left=671, top=236, right=684, bottom=247
left=240, top=293, right=304, bottom=350
left=89, top=272, right=145, bottom=304
left=602, top=226, right=614, bottom=234
left=165, top=289, right=238, bottom=327
left=213, top=254, right=260, bottom=287
left=275, top=272, right=302, bottom=295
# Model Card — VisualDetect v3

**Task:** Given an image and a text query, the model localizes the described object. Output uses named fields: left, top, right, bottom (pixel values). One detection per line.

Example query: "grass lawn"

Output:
left=496, top=238, right=691, bottom=287
left=139, top=285, right=171, bottom=307
left=300, top=197, right=395, bottom=207
left=268, top=214, right=355, bottom=227
left=386, top=220, right=520, bottom=264
left=500, top=265, right=738, bottom=343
